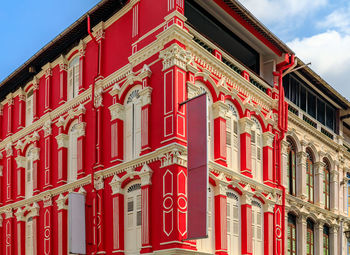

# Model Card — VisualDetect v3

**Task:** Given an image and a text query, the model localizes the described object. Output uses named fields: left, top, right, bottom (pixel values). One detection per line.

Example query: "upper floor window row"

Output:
left=283, top=73, right=336, bottom=132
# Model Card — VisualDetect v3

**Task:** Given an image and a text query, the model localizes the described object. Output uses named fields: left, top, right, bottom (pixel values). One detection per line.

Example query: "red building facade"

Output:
left=0, top=0, right=337, bottom=254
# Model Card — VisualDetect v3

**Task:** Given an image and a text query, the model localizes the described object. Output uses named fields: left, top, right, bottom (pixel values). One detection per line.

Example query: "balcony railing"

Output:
left=188, top=26, right=270, bottom=94
left=287, top=100, right=336, bottom=141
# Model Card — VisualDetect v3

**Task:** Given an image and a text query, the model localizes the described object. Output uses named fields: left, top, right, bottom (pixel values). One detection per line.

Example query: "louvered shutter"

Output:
left=134, top=100, right=142, bottom=158
left=125, top=103, right=133, bottom=161
left=73, top=64, right=79, bottom=98
left=68, top=67, right=74, bottom=100
left=251, top=130, right=256, bottom=177
left=226, top=117, right=232, bottom=167
left=256, top=132, right=262, bottom=181
left=26, top=94, right=33, bottom=126
left=233, top=119, right=239, bottom=172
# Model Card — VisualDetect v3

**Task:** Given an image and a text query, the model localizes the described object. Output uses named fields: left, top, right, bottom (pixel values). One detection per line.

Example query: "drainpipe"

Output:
left=273, top=54, right=295, bottom=255
left=87, top=14, right=100, bottom=255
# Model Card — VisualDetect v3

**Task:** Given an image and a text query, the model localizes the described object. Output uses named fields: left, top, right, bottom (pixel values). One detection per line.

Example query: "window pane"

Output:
left=317, top=99, right=325, bottom=125
left=308, top=92, right=316, bottom=118
left=325, top=105, right=335, bottom=130
left=300, top=86, right=307, bottom=111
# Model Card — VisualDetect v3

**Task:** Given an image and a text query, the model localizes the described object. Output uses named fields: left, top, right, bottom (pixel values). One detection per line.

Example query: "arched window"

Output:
left=287, top=138, right=296, bottom=195
left=67, top=56, right=80, bottom=101
left=226, top=103, right=240, bottom=172
left=26, top=217, right=34, bottom=255
left=125, top=183, right=142, bottom=254
left=287, top=214, right=297, bottom=255
left=197, top=185, right=215, bottom=253
left=26, top=89, right=34, bottom=126
left=252, top=199, right=263, bottom=253
left=251, top=117, right=262, bottom=182
left=227, top=191, right=240, bottom=255
left=323, top=225, right=330, bottom=255
left=323, top=159, right=330, bottom=210
left=306, top=219, right=314, bottom=255
left=68, top=122, right=79, bottom=183
left=306, top=150, right=314, bottom=203
left=26, top=148, right=35, bottom=198
left=125, top=89, right=142, bottom=161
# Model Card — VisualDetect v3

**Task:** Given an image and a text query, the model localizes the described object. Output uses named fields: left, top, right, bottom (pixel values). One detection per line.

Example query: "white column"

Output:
left=281, top=140, right=289, bottom=189
left=296, top=151, right=307, bottom=199
left=330, top=169, right=339, bottom=212
left=297, top=215, right=307, bottom=255
left=330, top=225, right=339, bottom=255
left=314, top=161, right=325, bottom=207
left=315, top=222, right=324, bottom=255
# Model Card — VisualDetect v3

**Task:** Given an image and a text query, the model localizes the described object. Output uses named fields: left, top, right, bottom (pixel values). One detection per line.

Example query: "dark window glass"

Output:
left=307, top=92, right=316, bottom=118
left=185, top=0, right=260, bottom=73
left=317, top=99, right=325, bottom=125
left=326, top=105, right=335, bottom=130
left=300, top=86, right=307, bottom=111
left=290, top=78, right=299, bottom=105
left=284, top=76, right=290, bottom=99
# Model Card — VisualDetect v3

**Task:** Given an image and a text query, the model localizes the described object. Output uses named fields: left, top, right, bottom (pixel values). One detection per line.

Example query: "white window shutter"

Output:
left=73, top=64, right=80, bottom=97
left=68, top=68, right=74, bottom=101
left=26, top=94, right=33, bottom=126
left=125, top=104, right=133, bottom=161
left=134, top=100, right=142, bottom=158
left=233, top=120, right=239, bottom=172
left=226, top=117, right=232, bottom=168
left=125, top=185, right=142, bottom=254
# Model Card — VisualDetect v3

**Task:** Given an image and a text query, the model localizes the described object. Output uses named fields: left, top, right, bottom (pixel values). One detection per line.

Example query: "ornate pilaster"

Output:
left=78, top=40, right=86, bottom=92
left=140, top=84, right=153, bottom=154
left=56, top=194, right=68, bottom=255
left=140, top=164, right=153, bottom=253
left=58, top=55, right=68, bottom=104
left=241, top=192, right=253, bottom=255
left=55, top=132, right=69, bottom=184
left=109, top=175, right=124, bottom=254
left=297, top=215, right=307, bottom=255
left=212, top=101, right=229, bottom=166
left=296, top=151, right=307, bottom=199
left=314, top=161, right=326, bottom=207
left=18, top=89, right=26, bottom=130
left=5, top=143, right=14, bottom=202
left=15, top=208, right=25, bottom=255
left=32, top=77, right=39, bottom=121
left=43, top=195, right=53, bottom=255
left=43, top=63, right=52, bottom=112
left=239, top=117, right=254, bottom=177
left=214, top=177, right=228, bottom=254
left=262, top=131, right=275, bottom=186
left=108, top=101, right=124, bottom=162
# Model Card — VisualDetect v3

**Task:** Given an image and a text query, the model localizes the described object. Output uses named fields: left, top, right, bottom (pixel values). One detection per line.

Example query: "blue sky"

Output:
left=0, top=0, right=99, bottom=83
left=1, top=0, right=349, bottom=99
left=240, top=0, right=350, bottom=99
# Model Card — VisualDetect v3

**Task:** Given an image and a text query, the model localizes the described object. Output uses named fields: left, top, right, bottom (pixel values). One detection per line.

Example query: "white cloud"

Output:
left=287, top=30, right=350, bottom=98
left=239, top=0, right=327, bottom=24
left=317, top=3, right=350, bottom=33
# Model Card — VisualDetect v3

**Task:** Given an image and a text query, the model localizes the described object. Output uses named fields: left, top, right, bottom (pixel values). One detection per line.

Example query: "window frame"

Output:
left=287, top=214, right=297, bottom=255
left=287, top=138, right=297, bottom=196
left=306, top=150, right=314, bottom=203
left=26, top=89, right=34, bottom=126
left=226, top=102, right=240, bottom=172
left=25, top=147, right=35, bottom=198
left=323, top=159, right=331, bottom=210
left=68, top=121, right=79, bottom=183
left=306, top=219, right=314, bottom=255
left=67, top=56, right=80, bottom=101
left=124, top=182, right=142, bottom=254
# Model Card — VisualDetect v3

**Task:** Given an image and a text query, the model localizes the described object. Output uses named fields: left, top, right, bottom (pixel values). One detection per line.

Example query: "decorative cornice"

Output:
left=238, top=117, right=254, bottom=134
left=212, top=101, right=229, bottom=119
left=159, top=43, right=192, bottom=71
left=139, top=163, right=153, bottom=186
left=94, top=176, right=104, bottom=190
left=262, top=132, right=275, bottom=148
left=140, top=87, right=153, bottom=106
left=55, top=134, right=69, bottom=149
left=109, top=103, right=125, bottom=121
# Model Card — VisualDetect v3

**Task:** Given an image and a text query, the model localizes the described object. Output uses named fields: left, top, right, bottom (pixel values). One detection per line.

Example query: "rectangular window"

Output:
left=325, top=105, right=335, bottom=130
left=26, top=90, right=34, bottom=126
left=300, top=86, right=307, bottom=111
left=307, top=92, right=316, bottom=118
left=317, top=99, right=325, bottom=125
